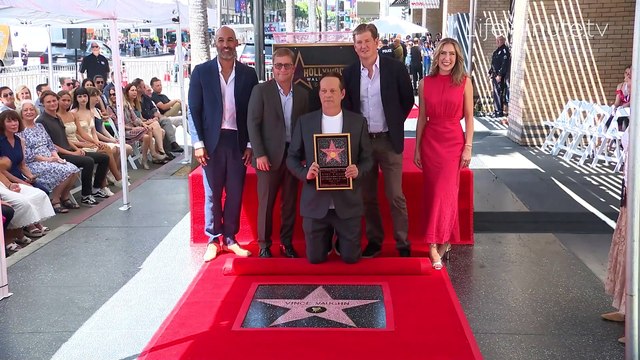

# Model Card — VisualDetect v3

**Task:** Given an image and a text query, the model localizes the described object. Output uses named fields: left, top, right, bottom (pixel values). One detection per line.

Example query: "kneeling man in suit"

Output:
left=287, top=72, right=373, bottom=264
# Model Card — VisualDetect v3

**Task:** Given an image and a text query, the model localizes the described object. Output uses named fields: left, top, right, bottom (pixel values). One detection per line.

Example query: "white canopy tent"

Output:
left=371, top=15, right=429, bottom=35
left=0, top=0, right=214, bottom=299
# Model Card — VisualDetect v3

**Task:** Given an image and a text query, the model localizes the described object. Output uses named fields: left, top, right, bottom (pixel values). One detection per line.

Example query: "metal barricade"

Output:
left=0, top=64, right=77, bottom=93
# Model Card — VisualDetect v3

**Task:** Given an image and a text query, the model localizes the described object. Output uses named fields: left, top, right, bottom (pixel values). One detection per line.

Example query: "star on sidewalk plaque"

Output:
left=238, top=284, right=389, bottom=329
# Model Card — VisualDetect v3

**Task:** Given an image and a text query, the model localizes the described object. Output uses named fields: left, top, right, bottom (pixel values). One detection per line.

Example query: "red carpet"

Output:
left=139, top=258, right=482, bottom=360
left=190, top=138, right=474, bottom=246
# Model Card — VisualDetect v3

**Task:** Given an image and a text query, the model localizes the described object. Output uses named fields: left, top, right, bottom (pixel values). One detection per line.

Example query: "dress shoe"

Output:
left=398, top=248, right=411, bottom=257
left=223, top=242, right=251, bottom=257
left=362, top=244, right=381, bottom=258
left=280, top=245, right=299, bottom=258
left=203, top=243, right=219, bottom=262
left=171, top=142, right=184, bottom=153
left=259, top=248, right=273, bottom=258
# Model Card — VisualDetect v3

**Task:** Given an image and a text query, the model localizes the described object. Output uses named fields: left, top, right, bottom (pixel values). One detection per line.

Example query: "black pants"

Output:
left=410, top=64, right=423, bottom=91
left=61, top=152, right=110, bottom=196
left=2, top=204, right=15, bottom=231
left=605, top=116, right=629, bottom=131
left=303, top=211, right=361, bottom=264
left=492, top=77, right=508, bottom=116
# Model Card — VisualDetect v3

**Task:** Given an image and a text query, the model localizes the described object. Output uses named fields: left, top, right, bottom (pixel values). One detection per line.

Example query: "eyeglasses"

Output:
left=274, top=63, right=294, bottom=70
left=1, top=92, right=14, bottom=98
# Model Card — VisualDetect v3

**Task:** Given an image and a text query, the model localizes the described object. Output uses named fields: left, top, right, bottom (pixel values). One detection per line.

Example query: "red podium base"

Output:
left=189, top=138, right=474, bottom=245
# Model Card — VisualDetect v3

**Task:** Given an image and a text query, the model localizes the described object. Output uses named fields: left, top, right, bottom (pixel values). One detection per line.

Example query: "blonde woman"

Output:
left=123, top=83, right=166, bottom=169
left=414, top=38, right=474, bottom=270
left=15, top=85, right=32, bottom=107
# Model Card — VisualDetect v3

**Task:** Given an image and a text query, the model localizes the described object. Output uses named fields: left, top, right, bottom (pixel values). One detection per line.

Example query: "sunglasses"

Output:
left=109, top=93, right=116, bottom=96
left=91, top=45, right=99, bottom=48
left=1, top=92, right=14, bottom=98
left=64, top=83, right=73, bottom=86
left=96, top=81, right=104, bottom=84
left=274, top=63, right=294, bottom=70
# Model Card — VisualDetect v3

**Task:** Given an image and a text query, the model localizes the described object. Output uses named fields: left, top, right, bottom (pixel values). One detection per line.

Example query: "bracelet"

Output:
left=465, top=144, right=473, bottom=147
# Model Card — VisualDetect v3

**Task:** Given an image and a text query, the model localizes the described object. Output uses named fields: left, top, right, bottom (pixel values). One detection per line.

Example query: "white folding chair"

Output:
left=551, top=100, right=582, bottom=156
left=563, top=101, right=596, bottom=162
left=591, top=107, right=628, bottom=170
left=541, top=100, right=577, bottom=153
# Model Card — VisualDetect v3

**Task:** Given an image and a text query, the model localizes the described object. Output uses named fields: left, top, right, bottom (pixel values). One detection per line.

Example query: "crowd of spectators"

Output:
left=1, top=69, right=185, bottom=256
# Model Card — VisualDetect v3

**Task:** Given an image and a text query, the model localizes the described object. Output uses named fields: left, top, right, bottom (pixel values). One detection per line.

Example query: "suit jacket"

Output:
left=342, top=55, right=414, bottom=154
left=188, top=58, right=259, bottom=153
left=286, top=110, right=373, bottom=220
left=247, top=80, right=310, bottom=170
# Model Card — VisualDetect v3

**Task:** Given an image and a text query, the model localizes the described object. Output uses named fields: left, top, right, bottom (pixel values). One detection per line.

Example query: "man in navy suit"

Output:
left=188, top=26, right=259, bottom=262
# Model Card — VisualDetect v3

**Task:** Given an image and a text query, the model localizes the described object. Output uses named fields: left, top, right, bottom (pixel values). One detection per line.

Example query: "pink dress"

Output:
left=420, top=74, right=467, bottom=244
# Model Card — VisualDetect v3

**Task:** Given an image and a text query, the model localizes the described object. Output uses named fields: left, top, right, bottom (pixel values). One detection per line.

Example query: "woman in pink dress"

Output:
left=414, top=38, right=474, bottom=270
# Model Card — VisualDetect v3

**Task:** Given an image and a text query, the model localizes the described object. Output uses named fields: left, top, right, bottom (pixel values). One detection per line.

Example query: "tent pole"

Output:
left=175, top=1, right=189, bottom=164
left=466, top=0, right=476, bottom=73
left=0, top=212, right=10, bottom=301
left=47, top=24, right=54, bottom=88
left=625, top=1, right=640, bottom=358
left=109, top=19, right=130, bottom=210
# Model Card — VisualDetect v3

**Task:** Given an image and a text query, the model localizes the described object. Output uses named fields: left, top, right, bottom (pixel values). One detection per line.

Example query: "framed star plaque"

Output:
left=313, top=133, right=352, bottom=191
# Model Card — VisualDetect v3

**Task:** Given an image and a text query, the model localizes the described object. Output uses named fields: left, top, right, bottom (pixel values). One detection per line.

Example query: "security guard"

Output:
left=489, top=35, right=511, bottom=117
left=378, top=39, right=394, bottom=58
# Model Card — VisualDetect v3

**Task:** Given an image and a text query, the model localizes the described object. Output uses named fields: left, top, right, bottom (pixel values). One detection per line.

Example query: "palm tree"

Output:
left=189, top=0, right=211, bottom=67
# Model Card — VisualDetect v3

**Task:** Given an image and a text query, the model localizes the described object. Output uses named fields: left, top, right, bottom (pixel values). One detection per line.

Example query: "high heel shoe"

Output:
left=439, top=243, right=452, bottom=261
left=430, top=244, right=443, bottom=270
left=141, top=159, right=150, bottom=170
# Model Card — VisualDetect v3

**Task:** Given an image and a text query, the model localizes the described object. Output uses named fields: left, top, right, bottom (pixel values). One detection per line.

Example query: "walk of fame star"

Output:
left=320, top=140, right=345, bottom=164
left=256, top=286, right=380, bottom=327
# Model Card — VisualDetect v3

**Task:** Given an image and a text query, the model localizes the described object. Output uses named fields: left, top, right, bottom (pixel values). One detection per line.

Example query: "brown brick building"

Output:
left=413, top=0, right=635, bottom=145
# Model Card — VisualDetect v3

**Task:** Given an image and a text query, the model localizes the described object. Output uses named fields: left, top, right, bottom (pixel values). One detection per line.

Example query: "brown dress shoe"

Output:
left=223, top=243, right=251, bottom=257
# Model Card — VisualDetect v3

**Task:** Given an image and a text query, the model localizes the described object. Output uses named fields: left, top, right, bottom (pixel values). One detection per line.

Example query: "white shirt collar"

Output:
left=360, top=55, right=380, bottom=72
left=217, top=59, right=236, bottom=75
left=276, top=81, right=294, bottom=96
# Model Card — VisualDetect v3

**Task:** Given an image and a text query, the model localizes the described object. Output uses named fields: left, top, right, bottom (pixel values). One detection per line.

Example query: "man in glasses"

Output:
left=80, top=42, right=110, bottom=82
left=34, top=83, right=50, bottom=113
left=247, top=48, right=309, bottom=258
left=0, top=87, right=16, bottom=112
left=60, top=78, right=75, bottom=92
left=93, top=75, right=109, bottom=107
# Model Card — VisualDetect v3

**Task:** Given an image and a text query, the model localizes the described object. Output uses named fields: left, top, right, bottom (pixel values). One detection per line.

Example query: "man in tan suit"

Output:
left=247, top=47, right=310, bottom=258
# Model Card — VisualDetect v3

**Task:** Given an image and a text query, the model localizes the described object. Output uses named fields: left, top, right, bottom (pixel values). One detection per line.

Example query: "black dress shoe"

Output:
left=362, top=244, right=381, bottom=258
left=280, top=245, right=299, bottom=258
left=398, top=248, right=411, bottom=257
left=171, top=142, right=184, bottom=153
left=259, top=248, right=272, bottom=258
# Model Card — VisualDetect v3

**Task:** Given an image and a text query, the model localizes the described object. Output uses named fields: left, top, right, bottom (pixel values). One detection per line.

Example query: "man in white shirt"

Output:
left=188, top=26, right=259, bottom=262
left=286, top=72, right=373, bottom=264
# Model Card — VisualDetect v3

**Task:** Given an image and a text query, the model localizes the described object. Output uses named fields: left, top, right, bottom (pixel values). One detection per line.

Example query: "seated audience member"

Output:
left=150, top=77, right=182, bottom=117
left=606, top=65, right=632, bottom=131
left=60, top=78, right=75, bottom=92
left=37, top=90, right=110, bottom=206
left=122, top=83, right=166, bottom=169
left=103, top=71, right=115, bottom=98
left=106, top=87, right=147, bottom=146
left=15, top=85, right=32, bottom=107
left=131, top=78, right=183, bottom=156
left=17, top=101, right=80, bottom=212
left=93, top=75, right=109, bottom=109
left=0, top=110, right=49, bottom=194
left=0, top=87, right=16, bottom=112
left=70, top=87, right=123, bottom=194
left=81, top=78, right=94, bottom=88
left=0, top=153, right=55, bottom=245
left=88, top=87, right=133, bottom=171
left=34, top=83, right=50, bottom=113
